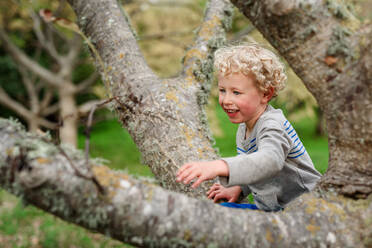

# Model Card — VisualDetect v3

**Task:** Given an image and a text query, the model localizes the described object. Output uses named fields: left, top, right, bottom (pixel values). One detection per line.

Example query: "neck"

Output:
left=245, top=104, right=268, bottom=132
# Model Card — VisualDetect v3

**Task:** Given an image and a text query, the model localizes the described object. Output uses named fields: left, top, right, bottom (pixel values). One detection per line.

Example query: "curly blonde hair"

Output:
left=214, top=44, right=287, bottom=97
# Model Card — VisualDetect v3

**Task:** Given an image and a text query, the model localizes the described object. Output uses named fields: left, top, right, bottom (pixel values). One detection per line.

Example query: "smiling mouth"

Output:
left=225, top=109, right=239, bottom=113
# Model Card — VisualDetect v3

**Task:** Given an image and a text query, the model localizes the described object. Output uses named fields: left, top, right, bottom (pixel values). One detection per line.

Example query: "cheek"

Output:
left=236, top=99, right=253, bottom=112
left=218, top=95, right=223, bottom=106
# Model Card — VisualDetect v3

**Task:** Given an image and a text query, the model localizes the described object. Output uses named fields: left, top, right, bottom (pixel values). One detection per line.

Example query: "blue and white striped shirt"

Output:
left=219, top=105, right=321, bottom=211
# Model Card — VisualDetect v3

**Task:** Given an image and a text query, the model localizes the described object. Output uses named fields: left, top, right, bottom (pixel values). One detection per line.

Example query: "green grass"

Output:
left=292, top=117, right=329, bottom=174
left=0, top=192, right=128, bottom=248
left=0, top=105, right=328, bottom=247
left=77, top=120, right=153, bottom=176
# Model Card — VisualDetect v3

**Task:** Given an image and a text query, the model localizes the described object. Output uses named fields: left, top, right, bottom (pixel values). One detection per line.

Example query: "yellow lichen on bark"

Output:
left=6, top=148, right=14, bottom=156
left=199, top=16, right=221, bottom=41
left=92, top=165, right=132, bottom=200
left=341, top=16, right=360, bottom=32
left=197, top=148, right=204, bottom=159
left=183, top=48, right=207, bottom=67
left=182, top=126, right=195, bottom=148
left=185, top=67, right=196, bottom=87
left=265, top=229, right=274, bottom=243
left=306, top=219, right=320, bottom=235
left=36, top=157, right=51, bottom=164
left=165, top=90, right=179, bottom=103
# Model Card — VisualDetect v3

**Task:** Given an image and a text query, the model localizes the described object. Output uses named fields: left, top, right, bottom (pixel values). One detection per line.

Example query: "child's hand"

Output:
left=207, top=184, right=242, bottom=203
left=176, top=160, right=229, bottom=188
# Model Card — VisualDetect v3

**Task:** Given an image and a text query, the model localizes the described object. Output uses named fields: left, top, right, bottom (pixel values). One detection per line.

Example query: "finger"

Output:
left=206, top=188, right=212, bottom=195
left=207, top=190, right=217, bottom=199
left=191, top=176, right=205, bottom=188
left=176, top=167, right=193, bottom=183
left=213, top=193, right=224, bottom=203
left=183, top=171, right=200, bottom=185
left=176, top=163, right=192, bottom=177
left=207, top=184, right=219, bottom=195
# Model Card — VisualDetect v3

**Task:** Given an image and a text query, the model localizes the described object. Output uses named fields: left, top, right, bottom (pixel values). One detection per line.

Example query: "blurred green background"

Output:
left=1, top=0, right=370, bottom=247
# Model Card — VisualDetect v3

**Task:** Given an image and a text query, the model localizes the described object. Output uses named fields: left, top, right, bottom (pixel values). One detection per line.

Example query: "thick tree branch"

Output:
left=0, top=118, right=370, bottom=248
left=67, top=0, right=156, bottom=83
left=181, top=0, right=233, bottom=81
left=230, top=0, right=372, bottom=198
left=0, top=29, right=65, bottom=88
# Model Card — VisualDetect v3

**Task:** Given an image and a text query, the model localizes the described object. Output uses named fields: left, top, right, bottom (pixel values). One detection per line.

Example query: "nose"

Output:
left=220, top=92, right=233, bottom=106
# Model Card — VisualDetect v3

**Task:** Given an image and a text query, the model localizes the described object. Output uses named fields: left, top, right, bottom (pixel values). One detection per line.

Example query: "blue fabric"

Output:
left=219, top=202, right=259, bottom=210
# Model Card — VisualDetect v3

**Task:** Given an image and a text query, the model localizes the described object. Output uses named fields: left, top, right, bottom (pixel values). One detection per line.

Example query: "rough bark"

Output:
left=1, top=119, right=371, bottom=248
left=66, top=0, right=233, bottom=197
left=230, top=0, right=372, bottom=198
left=0, top=0, right=372, bottom=247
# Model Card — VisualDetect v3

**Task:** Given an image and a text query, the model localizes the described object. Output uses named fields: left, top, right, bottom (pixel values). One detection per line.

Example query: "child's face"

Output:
left=218, top=72, right=270, bottom=128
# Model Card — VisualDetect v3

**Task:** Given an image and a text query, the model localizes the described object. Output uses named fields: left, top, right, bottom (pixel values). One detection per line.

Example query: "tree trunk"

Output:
left=58, top=86, right=78, bottom=148
left=230, top=0, right=372, bottom=198
left=27, top=118, right=39, bottom=133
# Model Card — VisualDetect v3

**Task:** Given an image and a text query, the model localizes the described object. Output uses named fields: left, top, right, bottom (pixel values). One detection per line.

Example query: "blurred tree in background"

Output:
left=0, top=0, right=101, bottom=147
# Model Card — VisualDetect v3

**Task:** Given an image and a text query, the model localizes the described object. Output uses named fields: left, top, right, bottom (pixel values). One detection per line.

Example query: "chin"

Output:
left=229, top=119, right=243, bottom=124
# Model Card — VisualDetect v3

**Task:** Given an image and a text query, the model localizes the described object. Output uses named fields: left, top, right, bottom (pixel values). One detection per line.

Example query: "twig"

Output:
left=57, top=145, right=105, bottom=194
left=84, top=98, right=117, bottom=165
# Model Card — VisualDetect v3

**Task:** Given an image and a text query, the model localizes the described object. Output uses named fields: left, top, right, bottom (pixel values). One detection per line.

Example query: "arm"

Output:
left=220, top=121, right=291, bottom=186
left=176, top=160, right=229, bottom=188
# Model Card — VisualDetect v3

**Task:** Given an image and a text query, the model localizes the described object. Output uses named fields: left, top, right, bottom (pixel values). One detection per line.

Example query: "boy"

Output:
left=176, top=44, right=321, bottom=211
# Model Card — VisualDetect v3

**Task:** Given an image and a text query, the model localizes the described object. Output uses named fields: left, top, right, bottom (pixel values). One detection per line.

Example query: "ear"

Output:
left=262, top=86, right=274, bottom=103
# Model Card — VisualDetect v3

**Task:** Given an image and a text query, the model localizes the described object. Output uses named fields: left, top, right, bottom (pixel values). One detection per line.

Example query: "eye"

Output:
left=219, top=88, right=226, bottom=93
left=233, top=91, right=241, bottom=95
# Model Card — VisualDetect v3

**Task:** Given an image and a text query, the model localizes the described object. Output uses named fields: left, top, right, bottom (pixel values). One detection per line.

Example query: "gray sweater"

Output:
left=219, top=105, right=321, bottom=211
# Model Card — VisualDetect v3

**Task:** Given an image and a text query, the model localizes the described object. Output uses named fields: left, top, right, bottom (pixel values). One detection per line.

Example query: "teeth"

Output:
left=226, top=110, right=237, bottom=113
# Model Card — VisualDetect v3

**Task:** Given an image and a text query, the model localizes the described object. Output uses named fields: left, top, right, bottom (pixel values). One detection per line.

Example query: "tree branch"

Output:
left=230, top=0, right=372, bottom=197
left=64, top=33, right=83, bottom=67
left=17, top=64, right=40, bottom=114
left=78, top=99, right=106, bottom=116
left=181, top=0, right=233, bottom=80
left=39, top=89, right=56, bottom=115
left=30, top=10, right=60, bottom=62
left=67, top=0, right=156, bottom=83
left=0, top=88, right=57, bottom=129
left=41, top=103, right=59, bottom=116
left=76, top=71, right=100, bottom=92
left=0, top=87, right=31, bottom=120
left=0, top=118, right=370, bottom=247
left=0, top=29, right=65, bottom=88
